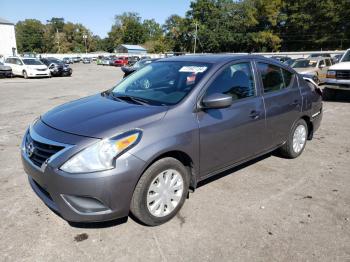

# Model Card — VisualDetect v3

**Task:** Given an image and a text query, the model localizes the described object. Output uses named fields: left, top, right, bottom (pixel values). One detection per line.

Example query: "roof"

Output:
left=0, top=17, right=14, bottom=25
left=119, top=44, right=147, bottom=51
left=159, top=54, right=263, bottom=64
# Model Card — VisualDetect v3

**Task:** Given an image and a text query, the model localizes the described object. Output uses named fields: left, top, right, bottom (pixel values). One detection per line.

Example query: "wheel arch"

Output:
left=139, top=150, right=197, bottom=191
left=301, top=115, right=314, bottom=140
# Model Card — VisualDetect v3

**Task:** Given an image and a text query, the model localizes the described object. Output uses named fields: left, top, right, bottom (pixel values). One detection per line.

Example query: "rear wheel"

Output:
left=279, top=119, right=308, bottom=158
left=130, top=157, right=189, bottom=226
left=23, top=70, right=28, bottom=79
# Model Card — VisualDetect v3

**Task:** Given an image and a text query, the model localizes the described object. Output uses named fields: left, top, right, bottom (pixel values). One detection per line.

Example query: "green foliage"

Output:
left=16, top=19, right=46, bottom=53
left=15, top=1, right=350, bottom=54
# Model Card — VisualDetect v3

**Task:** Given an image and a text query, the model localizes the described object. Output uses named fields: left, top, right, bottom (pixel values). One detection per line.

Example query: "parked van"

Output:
left=4, top=57, right=50, bottom=78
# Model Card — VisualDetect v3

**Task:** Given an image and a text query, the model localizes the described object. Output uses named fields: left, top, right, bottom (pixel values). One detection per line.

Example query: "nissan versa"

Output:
left=21, top=55, right=323, bottom=226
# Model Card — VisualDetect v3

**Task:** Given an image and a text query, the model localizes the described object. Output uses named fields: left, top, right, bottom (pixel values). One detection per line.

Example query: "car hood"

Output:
left=41, top=94, right=168, bottom=139
left=329, top=62, right=350, bottom=70
left=26, top=64, right=48, bottom=70
left=293, top=67, right=317, bottom=74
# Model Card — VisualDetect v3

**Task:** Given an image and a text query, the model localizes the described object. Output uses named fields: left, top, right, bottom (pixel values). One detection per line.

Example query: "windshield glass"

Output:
left=292, top=60, right=317, bottom=68
left=49, top=58, right=63, bottom=64
left=111, top=61, right=211, bottom=105
left=23, top=59, right=43, bottom=65
left=341, top=51, right=350, bottom=62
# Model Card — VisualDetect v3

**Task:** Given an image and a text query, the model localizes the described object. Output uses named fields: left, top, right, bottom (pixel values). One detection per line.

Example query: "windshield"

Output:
left=23, top=59, right=43, bottom=65
left=111, top=61, right=211, bottom=105
left=292, top=60, right=317, bottom=68
left=341, top=51, right=350, bottom=62
left=49, top=58, right=63, bottom=64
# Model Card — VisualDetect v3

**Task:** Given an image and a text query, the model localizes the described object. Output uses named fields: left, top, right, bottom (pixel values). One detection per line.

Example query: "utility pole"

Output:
left=56, top=28, right=60, bottom=53
left=83, top=34, right=88, bottom=54
left=193, top=22, right=198, bottom=54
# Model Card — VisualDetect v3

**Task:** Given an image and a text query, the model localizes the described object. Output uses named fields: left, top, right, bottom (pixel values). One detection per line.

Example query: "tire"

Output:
left=130, top=157, right=190, bottom=226
left=23, top=70, right=28, bottom=79
left=279, top=119, right=308, bottom=159
left=323, top=88, right=336, bottom=101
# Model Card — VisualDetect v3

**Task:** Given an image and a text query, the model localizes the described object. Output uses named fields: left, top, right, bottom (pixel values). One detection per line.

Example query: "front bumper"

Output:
left=28, top=70, right=50, bottom=78
left=0, top=70, right=12, bottom=77
left=323, top=79, right=350, bottom=90
left=21, top=122, right=146, bottom=222
left=51, top=68, right=72, bottom=76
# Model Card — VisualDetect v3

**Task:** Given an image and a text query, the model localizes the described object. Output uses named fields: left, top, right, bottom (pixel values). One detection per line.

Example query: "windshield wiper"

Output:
left=109, top=93, right=151, bottom=105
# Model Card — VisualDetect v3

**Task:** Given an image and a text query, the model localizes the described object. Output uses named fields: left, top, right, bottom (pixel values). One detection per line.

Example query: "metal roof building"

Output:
left=0, top=17, right=17, bottom=58
left=115, top=44, right=147, bottom=54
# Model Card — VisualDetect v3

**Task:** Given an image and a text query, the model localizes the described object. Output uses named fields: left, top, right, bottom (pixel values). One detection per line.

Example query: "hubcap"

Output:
left=147, top=169, right=184, bottom=217
left=292, top=125, right=306, bottom=153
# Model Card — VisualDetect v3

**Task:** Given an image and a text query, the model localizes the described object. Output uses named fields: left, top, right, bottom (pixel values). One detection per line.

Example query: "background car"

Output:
left=101, top=57, right=111, bottom=66
left=332, top=54, right=344, bottom=64
left=128, top=56, right=140, bottom=66
left=62, top=57, right=73, bottom=64
left=270, top=56, right=291, bottom=63
left=40, top=57, right=72, bottom=77
left=323, top=49, right=350, bottom=99
left=121, top=58, right=159, bottom=78
left=112, top=56, right=128, bottom=66
left=4, top=57, right=50, bottom=78
left=308, top=53, right=332, bottom=59
left=291, top=57, right=333, bottom=83
left=82, top=57, right=91, bottom=64
left=72, top=57, right=81, bottom=63
left=0, top=61, right=13, bottom=78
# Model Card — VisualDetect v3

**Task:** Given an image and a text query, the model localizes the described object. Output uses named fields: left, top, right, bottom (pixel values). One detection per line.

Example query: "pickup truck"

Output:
left=323, top=49, right=350, bottom=99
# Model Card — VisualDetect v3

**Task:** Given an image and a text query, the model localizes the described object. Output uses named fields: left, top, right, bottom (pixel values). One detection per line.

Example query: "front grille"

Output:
left=25, top=133, right=64, bottom=167
left=336, top=70, right=350, bottom=80
left=36, top=68, right=47, bottom=71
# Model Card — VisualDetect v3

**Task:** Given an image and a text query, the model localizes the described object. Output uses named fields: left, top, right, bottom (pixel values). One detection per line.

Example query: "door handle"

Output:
left=249, top=110, right=260, bottom=119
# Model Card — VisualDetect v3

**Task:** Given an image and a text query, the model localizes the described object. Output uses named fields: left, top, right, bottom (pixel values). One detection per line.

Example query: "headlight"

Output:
left=326, top=70, right=336, bottom=79
left=60, top=130, right=142, bottom=173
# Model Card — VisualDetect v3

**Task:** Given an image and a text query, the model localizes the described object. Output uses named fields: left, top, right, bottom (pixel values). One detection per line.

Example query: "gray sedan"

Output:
left=21, top=55, right=323, bottom=226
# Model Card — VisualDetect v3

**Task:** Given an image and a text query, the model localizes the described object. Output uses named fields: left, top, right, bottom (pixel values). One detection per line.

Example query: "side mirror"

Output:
left=319, top=64, right=325, bottom=69
left=202, top=93, right=232, bottom=109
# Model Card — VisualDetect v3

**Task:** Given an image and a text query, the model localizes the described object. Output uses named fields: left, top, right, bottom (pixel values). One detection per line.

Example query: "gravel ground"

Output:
left=0, top=63, right=349, bottom=262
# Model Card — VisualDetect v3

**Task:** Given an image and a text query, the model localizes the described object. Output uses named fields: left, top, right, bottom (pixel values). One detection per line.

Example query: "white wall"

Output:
left=0, top=23, right=17, bottom=57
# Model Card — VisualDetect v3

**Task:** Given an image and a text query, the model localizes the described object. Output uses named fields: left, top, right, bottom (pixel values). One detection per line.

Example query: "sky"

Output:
left=0, top=0, right=192, bottom=37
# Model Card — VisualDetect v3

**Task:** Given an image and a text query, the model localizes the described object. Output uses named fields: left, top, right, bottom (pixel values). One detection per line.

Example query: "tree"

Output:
left=143, top=19, right=163, bottom=41
left=15, top=19, right=46, bottom=53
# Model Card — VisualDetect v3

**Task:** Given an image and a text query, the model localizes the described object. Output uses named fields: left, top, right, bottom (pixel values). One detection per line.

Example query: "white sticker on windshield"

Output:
left=179, top=66, right=207, bottom=73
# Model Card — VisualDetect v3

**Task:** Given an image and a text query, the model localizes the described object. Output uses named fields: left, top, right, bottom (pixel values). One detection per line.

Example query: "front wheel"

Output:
left=130, top=157, right=189, bottom=226
left=279, top=119, right=308, bottom=158
left=23, top=70, right=28, bottom=79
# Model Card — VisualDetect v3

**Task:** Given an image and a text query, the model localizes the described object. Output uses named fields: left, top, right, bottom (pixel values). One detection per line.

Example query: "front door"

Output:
left=197, top=61, right=267, bottom=176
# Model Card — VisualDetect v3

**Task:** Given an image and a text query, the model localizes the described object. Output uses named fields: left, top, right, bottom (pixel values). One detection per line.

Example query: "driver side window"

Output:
left=205, top=62, right=256, bottom=101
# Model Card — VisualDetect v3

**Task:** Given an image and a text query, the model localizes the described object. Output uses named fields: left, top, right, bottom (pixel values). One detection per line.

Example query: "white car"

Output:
left=4, top=57, right=50, bottom=78
left=323, top=49, right=350, bottom=99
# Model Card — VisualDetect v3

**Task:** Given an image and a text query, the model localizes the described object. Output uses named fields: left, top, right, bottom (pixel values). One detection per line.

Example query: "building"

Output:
left=115, top=44, right=147, bottom=54
left=0, top=17, right=17, bottom=59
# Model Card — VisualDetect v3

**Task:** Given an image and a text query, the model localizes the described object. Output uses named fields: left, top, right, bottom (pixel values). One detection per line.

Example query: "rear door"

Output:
left=256, top=60, right=302, bottom=147
left=197, top=60, right=267, bottom=176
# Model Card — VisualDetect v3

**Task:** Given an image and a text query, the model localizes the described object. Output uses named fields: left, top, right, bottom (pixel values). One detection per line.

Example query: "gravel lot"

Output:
left=0, top=63, right=349, bottom=262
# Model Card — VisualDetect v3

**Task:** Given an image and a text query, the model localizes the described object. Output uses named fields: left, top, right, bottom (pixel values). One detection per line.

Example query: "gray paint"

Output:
left=21, top=55, right=323, bottom=222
